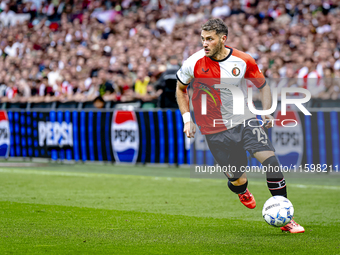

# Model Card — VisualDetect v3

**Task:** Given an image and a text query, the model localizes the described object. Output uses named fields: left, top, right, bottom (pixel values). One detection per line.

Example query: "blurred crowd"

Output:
left=0, top=0, right=340, bottom=107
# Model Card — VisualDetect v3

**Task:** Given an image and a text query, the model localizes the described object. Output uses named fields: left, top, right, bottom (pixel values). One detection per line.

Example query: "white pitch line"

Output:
left=0, top=168, right=339, bottom=190
left=0, top=168, right=112, bottom=178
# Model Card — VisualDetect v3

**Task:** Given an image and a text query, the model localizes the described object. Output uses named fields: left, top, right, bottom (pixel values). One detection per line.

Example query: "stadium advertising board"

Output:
left=38, top=121, right=73, bottom=147
left=272, top=110, right=303, bottom=168
left=111, top=110, right=139, bottom=163
left=0, top=111, right=10, bottom=158
left=4, top=109, right=338, bottom=169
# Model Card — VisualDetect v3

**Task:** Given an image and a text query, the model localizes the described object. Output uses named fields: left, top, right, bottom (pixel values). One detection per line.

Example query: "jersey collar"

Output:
left=209, top=46, right=233, bottom=62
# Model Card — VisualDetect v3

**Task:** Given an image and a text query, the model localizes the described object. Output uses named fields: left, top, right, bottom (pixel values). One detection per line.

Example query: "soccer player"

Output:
left=176, top=19, right=304, bottom=233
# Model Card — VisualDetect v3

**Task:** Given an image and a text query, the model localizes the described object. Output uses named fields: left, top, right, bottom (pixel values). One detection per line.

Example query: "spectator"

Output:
left=93, top=96, right=105, bottom=109
left=0, top=5, right=15, bottom=27
left=212, top=0, right=231, bottom=18
left=156, top=56, right=180, bottom=108
left=47, top=62, right=61, bottom=87
left=17, top=79, right=31, bottom=101
left=1, top=0, right=340, bottom=106
left=297, top=58, right=324, bottom=97
left=319, top=68, right=340, bottom=100
left=4, top=37, right=19, bottom=57
left=98, top=69, right=115, bottom=100
left=134, top=69, right=150, bottom=97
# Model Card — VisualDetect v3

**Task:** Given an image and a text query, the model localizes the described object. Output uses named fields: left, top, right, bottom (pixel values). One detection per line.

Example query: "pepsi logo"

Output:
left=272, top=110, right=303, bottom=168
left=0, top=111, right=10, bottom=158
left=111, top=111, right=139, bottom=163
left=114, top=130, right=136, bottom=143
left=38, top=121, right=73, bottom=147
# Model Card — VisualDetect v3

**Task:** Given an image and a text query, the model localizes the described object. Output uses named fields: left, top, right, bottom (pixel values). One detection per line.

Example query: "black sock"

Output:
left=263, top=156, right=287, bottom=198
left=228, top=180, right=248, bottom=194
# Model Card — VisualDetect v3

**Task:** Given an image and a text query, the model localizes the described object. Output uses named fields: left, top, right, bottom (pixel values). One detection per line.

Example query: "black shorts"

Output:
left=205, top=118, right=275, bottom=180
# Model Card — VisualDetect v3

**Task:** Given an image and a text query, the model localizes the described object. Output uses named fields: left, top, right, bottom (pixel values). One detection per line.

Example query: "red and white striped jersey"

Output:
left=177, top=46, right=266, bottom=135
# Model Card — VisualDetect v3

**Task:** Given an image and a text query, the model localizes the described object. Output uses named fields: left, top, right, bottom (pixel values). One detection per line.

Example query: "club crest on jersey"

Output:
left=232, top=67, right=240, bottom=77
left=202, top=68, right=209, bottom=73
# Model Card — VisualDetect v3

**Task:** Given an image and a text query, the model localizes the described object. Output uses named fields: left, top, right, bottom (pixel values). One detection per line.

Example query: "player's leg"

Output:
left=228, top=172, right=256, bottom=209
left=227, top=172, right=247, bottom=195
left=240, top=119, right=305, bottom=232
left=224, top=148, right=248, bottom=195
left=205, top=128, right=246, bottom=187
left=243, top=120, right=304, bottom=233
left=205, top=131, right=256, bottom=209
left=224, top=158, right=257, bottom=209
left=254, top=150, right=304, bottom=233
left=241, top=119, right=287, bottom=197
left=253, top=151, right=287, bottom=198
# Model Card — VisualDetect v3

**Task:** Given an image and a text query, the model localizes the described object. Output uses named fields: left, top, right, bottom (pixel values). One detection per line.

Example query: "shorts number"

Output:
left=252, top=128, right=268, bottom=145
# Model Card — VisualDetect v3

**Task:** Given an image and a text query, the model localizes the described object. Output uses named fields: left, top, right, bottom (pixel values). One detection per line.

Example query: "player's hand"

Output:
left=183, top=121, right=196, bottom=138
left=262, top=114, right=274, bottom=129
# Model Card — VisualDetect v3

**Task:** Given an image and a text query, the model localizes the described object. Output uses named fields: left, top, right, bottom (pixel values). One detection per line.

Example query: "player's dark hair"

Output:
left=201, top=18, right=228, bottom=37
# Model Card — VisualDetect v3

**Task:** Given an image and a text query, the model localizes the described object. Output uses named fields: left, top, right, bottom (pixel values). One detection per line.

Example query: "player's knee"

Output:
left=262, top=155, right=280, bottom=168
left=228, top=173, right=247, bottom=184
left=254, top=150, right=275, bottom=163
left=230, top=177, right=247, bottom=185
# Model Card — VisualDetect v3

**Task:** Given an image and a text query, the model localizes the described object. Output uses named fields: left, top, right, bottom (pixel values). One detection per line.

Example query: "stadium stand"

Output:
left=0, top=0, right=340, bottom=109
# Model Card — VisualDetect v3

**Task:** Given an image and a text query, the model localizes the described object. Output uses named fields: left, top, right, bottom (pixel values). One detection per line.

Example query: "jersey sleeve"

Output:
left=176, top=59, right=193, bottom=85
left=245, top=57, right=266, bottom=89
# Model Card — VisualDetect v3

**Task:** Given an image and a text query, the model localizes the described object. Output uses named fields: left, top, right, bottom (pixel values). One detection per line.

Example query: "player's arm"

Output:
left=176, top=80, right=196, bottom=138
left=176, top=80, right=190, bottom=115
left=259, top=83, right=274, bottom=129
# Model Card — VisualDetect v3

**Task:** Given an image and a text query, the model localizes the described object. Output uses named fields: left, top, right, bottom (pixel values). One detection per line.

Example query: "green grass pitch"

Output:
left=0, top=164, right=339, bottom=254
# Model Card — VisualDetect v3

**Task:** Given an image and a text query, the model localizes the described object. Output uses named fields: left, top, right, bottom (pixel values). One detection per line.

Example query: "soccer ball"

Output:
left=262, top=196, right=294, bottom=227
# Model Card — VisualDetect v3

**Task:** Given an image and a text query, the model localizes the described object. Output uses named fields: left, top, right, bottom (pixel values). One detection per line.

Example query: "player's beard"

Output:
left=209, top=42, right=224, bottom=59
